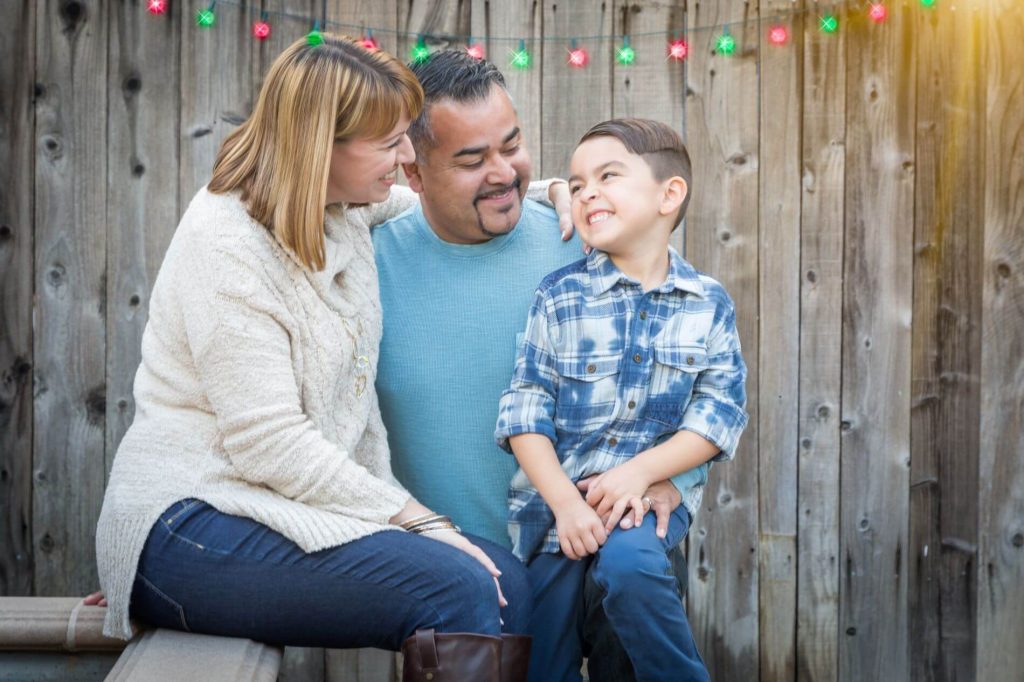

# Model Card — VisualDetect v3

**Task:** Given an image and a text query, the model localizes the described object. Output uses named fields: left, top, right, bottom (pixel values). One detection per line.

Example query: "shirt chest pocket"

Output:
left=645, top=343, right=708, bottom=428
left=554, top=353, right=621, bottom=433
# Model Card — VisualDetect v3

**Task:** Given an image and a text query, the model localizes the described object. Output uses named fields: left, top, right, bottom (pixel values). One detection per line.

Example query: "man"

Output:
left=372, top=51, right=688, bottom=681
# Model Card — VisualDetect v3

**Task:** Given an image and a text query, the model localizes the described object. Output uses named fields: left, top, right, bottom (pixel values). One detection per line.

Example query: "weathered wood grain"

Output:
left=684, top=1, right=761, bottom=679
left=104, top=0, right=182, bottom=475
left=540, top=0, right=613, bottom=179
left=839, top=4, right=915, bottom=679
left=909, top=4, right=985, bottom=680
left=0, top=0, right=37, bottom=598
left=758, top=2, right=802, bottom=679
left=978, top=2, right=1024, bottom=679
left=32, top=0, right=108, bottom=596
left=797, top=2, right=845, bottom=679
left=178, top=0, right=258, bottom=207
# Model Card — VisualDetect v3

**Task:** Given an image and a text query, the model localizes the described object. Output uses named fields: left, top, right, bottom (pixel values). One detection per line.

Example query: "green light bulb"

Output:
left=411, top=41, right=431, bottom=64
left=920, top=0, right=936, bottom=6
left=307, top=30, right=323, bottom=46
left=196, top=9, right=215, bottom=27
left=616, top=44, right=636, bottom=65
left=820, top=14, right=839, bottom=33
left=511, top=49, right=531, bottom=69
left=715, top=34, right=736, bottom=55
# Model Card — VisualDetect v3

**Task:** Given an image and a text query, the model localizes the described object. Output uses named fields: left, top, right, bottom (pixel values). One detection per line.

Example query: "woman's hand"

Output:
left=552, top=498, right=608, bottom=560
left=426, top=530, right=508, bottom=608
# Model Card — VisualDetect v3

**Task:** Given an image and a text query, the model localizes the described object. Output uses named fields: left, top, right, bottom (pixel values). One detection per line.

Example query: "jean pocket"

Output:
left=132, top=572, right=192, bottom=633
left=161, top=499, right=201, bottom=527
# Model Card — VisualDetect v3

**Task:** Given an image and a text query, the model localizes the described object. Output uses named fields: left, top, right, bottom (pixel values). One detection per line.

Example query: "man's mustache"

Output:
left=473, top=177, right=522, bottom=204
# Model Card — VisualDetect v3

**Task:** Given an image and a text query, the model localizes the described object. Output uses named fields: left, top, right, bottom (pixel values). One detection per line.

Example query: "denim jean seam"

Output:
left=136, top=571, right=192, bottom=632
left=162, top=499, right=201, bottom=527
left=153, top=522, right=453, bottom=632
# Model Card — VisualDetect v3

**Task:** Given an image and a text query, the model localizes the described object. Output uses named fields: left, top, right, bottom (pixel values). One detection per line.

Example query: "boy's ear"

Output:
left=403, top=161, right=425, bottom=194
left=659, top=176, right=688, bottom=217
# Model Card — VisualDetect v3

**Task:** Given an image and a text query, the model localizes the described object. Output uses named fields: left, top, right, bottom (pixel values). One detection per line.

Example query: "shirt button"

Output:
left=627, top=400, right=636, bottom=409
left=687, top=356, right=695, bottom=365
left=633, top=353, right=642, bottom=363
left=608, top=437, right=618, bottom=446
left=639, top=311, right=647, bottom=320
left=586, top=363, right=596, bottom=374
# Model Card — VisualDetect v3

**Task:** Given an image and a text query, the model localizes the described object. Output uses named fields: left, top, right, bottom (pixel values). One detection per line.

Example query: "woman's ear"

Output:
left=659, top=176, right=688, bottom=217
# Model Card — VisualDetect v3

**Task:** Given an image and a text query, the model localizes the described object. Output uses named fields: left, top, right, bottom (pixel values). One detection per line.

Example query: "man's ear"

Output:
left=403, top=161, right=425, bottom=194
left=659, top=176, right=688, bottom=217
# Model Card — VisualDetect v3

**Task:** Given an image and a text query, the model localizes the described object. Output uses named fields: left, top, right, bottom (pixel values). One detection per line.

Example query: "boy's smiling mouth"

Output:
left=587, top=210, right=613, bottom=225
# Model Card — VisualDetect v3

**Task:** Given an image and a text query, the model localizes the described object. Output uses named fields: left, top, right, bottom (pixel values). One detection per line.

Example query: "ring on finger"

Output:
left=642, top=496, right=653, bottom=512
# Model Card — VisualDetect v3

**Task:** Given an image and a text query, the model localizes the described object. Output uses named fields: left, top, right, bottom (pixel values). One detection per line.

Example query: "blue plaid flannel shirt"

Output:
left=495, top=248, right=748, bottom=561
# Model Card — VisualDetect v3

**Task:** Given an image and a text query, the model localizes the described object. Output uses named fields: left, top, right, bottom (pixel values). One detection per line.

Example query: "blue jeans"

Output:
left=526, top=507, right=708, bottom=682
left=129, top=500, right=532, bottom=649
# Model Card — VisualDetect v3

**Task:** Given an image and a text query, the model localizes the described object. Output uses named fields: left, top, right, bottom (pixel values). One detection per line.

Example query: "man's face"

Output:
left=405, top=84, right=532, bottom=244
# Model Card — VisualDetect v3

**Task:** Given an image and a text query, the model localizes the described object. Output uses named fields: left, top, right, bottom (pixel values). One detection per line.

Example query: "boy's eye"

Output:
left=601, top=171, right=617, bottom=180
left=568, top=184, right=581, bottom=195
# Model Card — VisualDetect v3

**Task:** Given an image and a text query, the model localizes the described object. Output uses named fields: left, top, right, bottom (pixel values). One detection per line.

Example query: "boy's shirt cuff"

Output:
left=678, top=397, right=749, bottom=463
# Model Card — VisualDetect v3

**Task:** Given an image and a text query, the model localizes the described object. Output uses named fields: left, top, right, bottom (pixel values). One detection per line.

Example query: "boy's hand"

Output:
left=583, top=461, right=651, bottom=522
left=552, top=498, right=608, bottom=560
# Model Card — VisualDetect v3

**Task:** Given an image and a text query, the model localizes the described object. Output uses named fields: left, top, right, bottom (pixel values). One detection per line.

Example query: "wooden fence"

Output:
left=1, top=1, right=1022, bottom=680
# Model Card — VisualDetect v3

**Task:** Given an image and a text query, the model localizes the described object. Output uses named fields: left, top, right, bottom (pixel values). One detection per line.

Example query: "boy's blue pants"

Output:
left=526, top=507, right=709, bottom=682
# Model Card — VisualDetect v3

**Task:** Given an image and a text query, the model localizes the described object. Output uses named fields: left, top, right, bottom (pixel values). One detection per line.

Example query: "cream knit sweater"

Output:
left=95, top=187, right=418, bottom=640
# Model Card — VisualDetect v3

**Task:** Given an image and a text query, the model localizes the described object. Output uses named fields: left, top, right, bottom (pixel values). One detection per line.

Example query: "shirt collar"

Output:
left=587, top=246, right=705, bottom=298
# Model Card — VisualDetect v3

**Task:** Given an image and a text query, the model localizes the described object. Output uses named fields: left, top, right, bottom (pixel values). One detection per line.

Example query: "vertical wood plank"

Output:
left=32, top=0, right=108, bottom=595
left=797, top=2, right=845, bottom=679
left=179, top=0, right=258, bottom=208
left=0, top=0, right=37, bottom=597
left=978, top=1, right=1024, bottom=679
left=684, top=1, right=760, bottom=679
left=909, top=3, right=985, bottom=680
left=398, top=0, right=470, bottom=68
left=540, top=0, right=613, bottom=179
left=839, top=4, right=915, bottom=680
left=105, top=0, right=182, bottom=473
left=471, top=0, right=543, bottom=175
left=758, top=2, right=802, bottom=679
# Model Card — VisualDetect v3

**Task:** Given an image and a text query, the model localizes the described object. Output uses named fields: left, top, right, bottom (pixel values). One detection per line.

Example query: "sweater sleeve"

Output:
left=181, top=242, right=410, bottom=524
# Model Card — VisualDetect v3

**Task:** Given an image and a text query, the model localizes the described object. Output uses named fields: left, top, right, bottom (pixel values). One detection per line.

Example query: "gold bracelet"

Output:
left=399, top=513, right=443, bottom=530
left=416, top=525, right=461, bottom=536
left=409, top=521, right=460, bottom=534
left=403, top=515, right=452, bottom=532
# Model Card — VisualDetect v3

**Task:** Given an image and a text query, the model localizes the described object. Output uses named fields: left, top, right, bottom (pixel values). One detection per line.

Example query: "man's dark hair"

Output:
left=407, top=50, right=508, bottom=155
left=578, top=118, right=693, bottom=227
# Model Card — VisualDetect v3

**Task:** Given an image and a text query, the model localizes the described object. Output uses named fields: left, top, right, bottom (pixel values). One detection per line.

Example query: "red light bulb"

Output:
left=360, top=35, right=379, bottom=51
left=869, top=3, right=888, bottom=22
left=146, top=0, right=167, bottom=14
left=568, top=46, right=589, bottom=68
left=668, top=39, right=688, bottom=61
left=768, top=25, right=788, bottom=45
left=466, top=43, right=485, bottom=60
left=252, top=20, right=271, bottom=40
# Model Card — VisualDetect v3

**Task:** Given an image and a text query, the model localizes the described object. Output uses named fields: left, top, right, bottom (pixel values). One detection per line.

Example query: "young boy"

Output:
left=495, top=118, right=748, bottom=682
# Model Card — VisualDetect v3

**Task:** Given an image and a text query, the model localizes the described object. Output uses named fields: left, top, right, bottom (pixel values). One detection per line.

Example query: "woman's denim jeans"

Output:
left=129, top=500, right=532, bottom=649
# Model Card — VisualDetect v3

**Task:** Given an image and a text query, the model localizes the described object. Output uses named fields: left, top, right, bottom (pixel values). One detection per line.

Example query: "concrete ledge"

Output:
left=0, top=597, right=129, bottom=652
left=106, top=629, right=281, bottom=682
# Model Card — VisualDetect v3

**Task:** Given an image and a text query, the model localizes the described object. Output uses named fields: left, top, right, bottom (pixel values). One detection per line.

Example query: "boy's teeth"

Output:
left=589, top=212, right=610, bottom=225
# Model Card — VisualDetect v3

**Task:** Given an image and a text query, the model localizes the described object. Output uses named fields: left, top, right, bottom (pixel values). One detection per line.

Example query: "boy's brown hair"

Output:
left=578, top=118, right=692, bottom=227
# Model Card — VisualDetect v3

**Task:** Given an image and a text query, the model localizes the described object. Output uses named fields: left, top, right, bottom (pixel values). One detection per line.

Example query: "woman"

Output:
left=94, top=34, right=544, bottom=680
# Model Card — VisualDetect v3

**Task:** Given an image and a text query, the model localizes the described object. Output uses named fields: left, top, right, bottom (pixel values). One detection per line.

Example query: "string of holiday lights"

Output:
left=146, top=0, right=953, bottom=69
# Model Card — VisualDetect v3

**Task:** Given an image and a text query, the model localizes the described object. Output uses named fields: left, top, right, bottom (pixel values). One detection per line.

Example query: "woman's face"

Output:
left=326, top=114, right=414, bottom=205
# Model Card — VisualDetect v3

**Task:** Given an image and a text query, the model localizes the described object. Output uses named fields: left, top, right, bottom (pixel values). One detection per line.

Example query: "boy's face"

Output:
left=568, top=136, right=677, bottom=256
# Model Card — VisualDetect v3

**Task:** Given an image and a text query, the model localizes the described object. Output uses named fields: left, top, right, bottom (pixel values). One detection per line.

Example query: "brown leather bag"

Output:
left=401, top=629, right=503, bottom=681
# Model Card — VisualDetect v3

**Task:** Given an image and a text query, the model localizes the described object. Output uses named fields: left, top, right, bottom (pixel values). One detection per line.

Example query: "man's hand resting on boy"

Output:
left=580, top=460, right=653, bottom=532
left=577, top=476, right=683, bottom=539
left=553, top=497, right=609, bottom=560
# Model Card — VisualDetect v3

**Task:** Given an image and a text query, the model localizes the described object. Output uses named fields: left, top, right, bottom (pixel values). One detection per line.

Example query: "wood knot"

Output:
left=59, top=1, right=86, bottom=34
left=0, top=224, right=11, bottom=242
left=997, top=262, right=1011, bottom=279
left=123, top=74, right=142, bottom=94
left=1012, top=533, right=1024, bottom=548
left=85, top=385, right=106, bottom=425
left=39, top=533, right=55, bottom=553
left=46, top=263, right=66, bottom=289
left=806, top=270, right=817, bottom=283
left=41, top=135, right=63, bottom=160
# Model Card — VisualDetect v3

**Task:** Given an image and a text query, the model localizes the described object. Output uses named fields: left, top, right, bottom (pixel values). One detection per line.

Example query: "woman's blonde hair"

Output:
left=209, top=33, right=423, bottom=271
